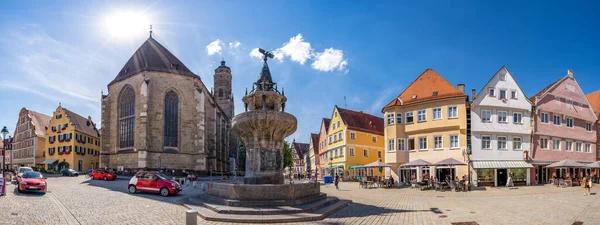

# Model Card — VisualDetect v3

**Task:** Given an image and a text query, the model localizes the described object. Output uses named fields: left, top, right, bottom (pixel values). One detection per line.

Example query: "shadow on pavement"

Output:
left=326, top=202, right=445, bottom=219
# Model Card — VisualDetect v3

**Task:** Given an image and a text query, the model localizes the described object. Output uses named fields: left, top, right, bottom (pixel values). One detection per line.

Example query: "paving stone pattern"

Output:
left=3, top=177, right=600, bottom=224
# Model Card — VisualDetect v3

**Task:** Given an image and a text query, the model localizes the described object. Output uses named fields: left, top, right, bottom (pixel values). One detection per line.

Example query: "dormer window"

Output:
left=412, top=95, right=417, bottom=99
left=432, top=91, right=438, bottom=96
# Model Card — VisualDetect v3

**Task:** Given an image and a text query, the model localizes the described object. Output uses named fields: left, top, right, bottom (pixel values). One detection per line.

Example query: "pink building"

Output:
left=529, top=70, right=598, bottom=184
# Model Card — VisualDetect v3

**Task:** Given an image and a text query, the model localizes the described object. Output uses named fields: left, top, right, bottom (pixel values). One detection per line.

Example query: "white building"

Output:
left=471, top=66, right=533, bottom=187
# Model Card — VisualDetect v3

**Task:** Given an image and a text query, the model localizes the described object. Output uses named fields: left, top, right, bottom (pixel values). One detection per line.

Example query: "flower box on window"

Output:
left=52, top=127, right=57, bottom=132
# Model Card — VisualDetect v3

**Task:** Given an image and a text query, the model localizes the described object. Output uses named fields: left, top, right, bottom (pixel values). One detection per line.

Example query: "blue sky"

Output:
left=0, top=1, right=599, bottom=143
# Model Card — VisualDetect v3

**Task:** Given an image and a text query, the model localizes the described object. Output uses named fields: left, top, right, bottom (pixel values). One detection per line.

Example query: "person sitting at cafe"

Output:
left=388, top=176, right=395, bottom=187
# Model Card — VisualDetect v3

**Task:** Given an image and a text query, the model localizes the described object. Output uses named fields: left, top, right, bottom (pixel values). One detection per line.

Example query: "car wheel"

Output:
left=128, top=185, right=137, bottom=194
left=17, top=187, right=23, bottom=193
left=160, top=187, right=169, bottom=197
left=103, top=176, right=107, bottom=181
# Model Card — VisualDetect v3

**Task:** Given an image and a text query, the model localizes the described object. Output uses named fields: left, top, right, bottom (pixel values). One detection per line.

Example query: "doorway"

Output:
left=78, top=160, right=83, bottom=172
left=497, top=169, right=508, bottom=186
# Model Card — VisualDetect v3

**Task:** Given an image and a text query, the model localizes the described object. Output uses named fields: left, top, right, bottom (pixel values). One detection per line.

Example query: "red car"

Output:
left=91, top=169, right=117, bottom=181
left=18, top=172, right=47, bottom=193
left=128, top=171, right=181, bottom=197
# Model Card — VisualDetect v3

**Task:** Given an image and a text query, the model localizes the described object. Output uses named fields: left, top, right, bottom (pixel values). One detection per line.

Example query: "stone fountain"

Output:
left=187, top=49, right=350, bottom=223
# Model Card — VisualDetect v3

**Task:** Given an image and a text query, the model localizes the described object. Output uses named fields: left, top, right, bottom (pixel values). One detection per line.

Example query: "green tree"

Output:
left=282, top=141, right=293, bottom=169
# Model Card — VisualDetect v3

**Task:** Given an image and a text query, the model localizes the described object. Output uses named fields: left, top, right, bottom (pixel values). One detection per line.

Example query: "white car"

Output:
left=17, top=167, right=34, bottom=179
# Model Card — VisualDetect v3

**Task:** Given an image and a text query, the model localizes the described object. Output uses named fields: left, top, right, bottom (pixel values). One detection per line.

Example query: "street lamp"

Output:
left=1, top=126, right=9, bottom=171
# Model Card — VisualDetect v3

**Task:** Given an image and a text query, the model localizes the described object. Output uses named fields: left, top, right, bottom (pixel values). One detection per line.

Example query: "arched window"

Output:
left=119, top=87, right=135, bottom=148
left=218, top=88, right=223, bottom=97
left=164, top=91, right=179, bottom=147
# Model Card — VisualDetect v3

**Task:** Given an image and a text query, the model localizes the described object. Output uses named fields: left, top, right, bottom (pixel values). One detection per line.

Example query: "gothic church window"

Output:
left=219, top=88, right=223, bottom=97
left=164, top=91, right=179, bottom=148
left=119, top=87, right=135, bottom=148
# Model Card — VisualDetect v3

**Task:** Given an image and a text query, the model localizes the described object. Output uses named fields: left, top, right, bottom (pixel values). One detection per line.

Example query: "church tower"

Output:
left=214, top=60, right=234, bottom=119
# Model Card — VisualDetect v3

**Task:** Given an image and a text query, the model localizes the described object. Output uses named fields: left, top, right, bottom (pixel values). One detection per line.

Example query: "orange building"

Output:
left=586, top=90, right=600, bottom=161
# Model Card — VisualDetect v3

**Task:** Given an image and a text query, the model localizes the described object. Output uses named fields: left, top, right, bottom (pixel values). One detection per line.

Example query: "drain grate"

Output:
left=572, top=222, right=584, bottom=225
left=439, top=215, right=448, bottom=218
left=451, top=222, right=479, bottom=225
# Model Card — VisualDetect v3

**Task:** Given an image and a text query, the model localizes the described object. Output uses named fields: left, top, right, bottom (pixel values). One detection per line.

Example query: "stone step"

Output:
left=200, top=192, right=328, bottom=207
left=185, top=199, right=352, bottom=223
left=201, top=197, right=340, bottom=215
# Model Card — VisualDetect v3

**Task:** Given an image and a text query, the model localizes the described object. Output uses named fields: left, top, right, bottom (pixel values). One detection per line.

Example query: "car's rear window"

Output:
left=19, top=168, right=33, bottom=173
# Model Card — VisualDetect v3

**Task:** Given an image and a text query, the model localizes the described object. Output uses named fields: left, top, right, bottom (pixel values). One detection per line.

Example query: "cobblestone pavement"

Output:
left=2, top=177, right=600, bottom=225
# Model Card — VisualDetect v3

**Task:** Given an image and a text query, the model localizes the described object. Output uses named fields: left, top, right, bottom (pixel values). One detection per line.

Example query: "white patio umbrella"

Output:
left=545, top=160, right=586, bottom=168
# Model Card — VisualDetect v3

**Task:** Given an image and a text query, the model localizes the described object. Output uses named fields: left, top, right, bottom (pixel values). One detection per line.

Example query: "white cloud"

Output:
left=249, top=48, right=263, bottom=60
left=229, top=41, right=241, bottom=48
left=274, top=34, right=313, bottom=64
left=311, top=48, right=348, bottom=72
left=206, top=39, right=224, bottom=55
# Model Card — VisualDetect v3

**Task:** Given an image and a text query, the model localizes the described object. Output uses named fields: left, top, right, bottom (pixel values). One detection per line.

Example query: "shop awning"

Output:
left=349, top=165, right=363, bottom=169
left=472, top=160, right=533, bottom=169
left=41, top=159, right=58, bottom=165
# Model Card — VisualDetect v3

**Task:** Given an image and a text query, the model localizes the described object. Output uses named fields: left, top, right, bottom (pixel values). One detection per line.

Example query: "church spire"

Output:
left=149, top=25, right=153, bottom=38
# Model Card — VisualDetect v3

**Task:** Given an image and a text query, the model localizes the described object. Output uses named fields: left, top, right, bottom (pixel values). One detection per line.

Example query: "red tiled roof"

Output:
left=383, top=68, right=466, bottom=112
left=337, top=107, right=384, bottom=135
left=64, top=108, right=100, bottom=138
left=586, top=90, right=600, bottom=118
left=323, top=118, right=331, bottom=132
left=310, top=133, right=320, bottom=153
left=292, top=142, right=310, bottom=159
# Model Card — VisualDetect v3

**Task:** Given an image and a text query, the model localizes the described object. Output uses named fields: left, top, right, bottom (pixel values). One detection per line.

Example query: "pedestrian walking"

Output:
left=334, top=173, right=340, bottom=190
left=192, top=174, right=198, bottom=188
left=583, top=172, right=592, bottom=196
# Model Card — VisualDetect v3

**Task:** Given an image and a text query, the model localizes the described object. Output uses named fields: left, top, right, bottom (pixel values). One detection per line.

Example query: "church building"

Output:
left=100, top=34, right=236, bottom=174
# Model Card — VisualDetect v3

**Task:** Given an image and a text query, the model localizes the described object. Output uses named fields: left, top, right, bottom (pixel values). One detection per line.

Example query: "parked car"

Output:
left=60, top=169, right=79, bottom=177
left=18, top=172, right=47, bottom=193
left=128, top=171, right=181, bottom=197
left=16, top=167, right=33, bottom=180
left=90, top=169, right=117, bottom=181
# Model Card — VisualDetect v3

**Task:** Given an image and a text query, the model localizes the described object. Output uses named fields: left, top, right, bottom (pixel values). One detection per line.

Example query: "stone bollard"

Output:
left=186, top=210, right=197, bottom=225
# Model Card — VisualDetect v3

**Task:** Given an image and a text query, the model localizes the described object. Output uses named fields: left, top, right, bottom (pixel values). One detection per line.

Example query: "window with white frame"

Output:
left=513, top=137, right=522, bottom=150
left=333, top=123, right=336, bottom=129
left=419, top=137, right=428, bottom=150
left=334, top=135, right=337, bottom=142
left=482, top=110, right=491, bottom=122
left=363, top=149, right=369, bottom=157
left=328, top=136, right=332, bottom=144
left=398, top=138, right=406, bottom=151
left=566, top=140, right=573, bottom=151
left=500, top=90, right=507, bottom=100
left=541, top=113, right=549, bottom=123
left=434, top=136, right=443, bottom=149
left=386, top=114, right=394, bottom=125
left=566, top=118, right=574, bottom=128
left=576, top=142, right=583, bottom=152
left=449, top=135, right=459, bottom=149
left=396, top=113, right=402, bottom=124
left=586, top=122, right=593, bottom=132
left=481, top=136, right=491, bottom=149
left=586, top=143, right=592, bottom=153
left=498, top=136, right=507, bottom=150
left=448, top=106, right=458, bottom=118
left=540, top=137, right=549, bottom=149
left=489, top=88, right=495, bottom=97
left=408, top=138, right=415, bottom=151
left=372, top=136, right=377, bottom=143
left=338, top=132, right=342, bottom=140
left=553, top=115, right=561, bottom=125
left=418, top=110, right=427, bottom=122
left=511, top=90, right=517, bottom=99
left=406, top=112, right=414, bottom=123
left=350, top=132, right=356, bottom=140
left=350, top=148, right=355, bottom=156
left=552, top=139, right=560, bottom=150
left=387, top=139, right=395, bottom=151
left=337, top=121, right=340, bottom=128
left=433, top=108, right=442, bottom=120
left=513, top=112, right=523, bottom=123
left=498, top=111, right=508, bottom=123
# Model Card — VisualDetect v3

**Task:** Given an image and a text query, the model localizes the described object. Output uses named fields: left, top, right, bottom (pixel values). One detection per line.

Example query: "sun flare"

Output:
left=103, top=11, right=149, bottom=39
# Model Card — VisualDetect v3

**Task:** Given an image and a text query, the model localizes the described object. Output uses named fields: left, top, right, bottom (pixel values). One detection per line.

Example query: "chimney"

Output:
left=369, top=120, right=373, bottom=128
left=471, top=89, right=477, bottom=101
left=567, top=69, right=574, bottom=78
left=457, top=84, right=465, bottom=93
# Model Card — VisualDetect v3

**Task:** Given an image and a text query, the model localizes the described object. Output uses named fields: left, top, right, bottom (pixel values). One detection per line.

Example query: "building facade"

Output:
left=308, top=133, right=320, bottom=176
left=100, top=36, right=233, bottom=174
left=383, top=69, right=469, bottom=183
left=470, top=67, right=533, bottom=187
left=318, top=118, right=331, bottom=177
left=291, top=141, right=309, bottom=175
left=323, top=106, right=385, bottom=180
left=3, top=137, right=14, bottom=170
left=10, top=108, right=51, bottom=170
left=44, top=106, right=100, bottom=172
left=529, top=70, right=597, bottom=184
left=585, top=90, right=600, bottom=161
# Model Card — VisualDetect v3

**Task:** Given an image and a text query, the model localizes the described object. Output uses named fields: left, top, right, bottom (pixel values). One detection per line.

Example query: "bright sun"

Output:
left=103, top=11, right=149, bottom=39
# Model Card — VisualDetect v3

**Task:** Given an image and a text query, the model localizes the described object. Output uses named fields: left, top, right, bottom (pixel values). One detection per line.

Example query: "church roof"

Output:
left=110, top=37, right=198, bottom=85
left=383, top=68, right=467, bottom=112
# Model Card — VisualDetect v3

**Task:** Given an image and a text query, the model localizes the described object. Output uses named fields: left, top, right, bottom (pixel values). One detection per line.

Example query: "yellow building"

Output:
left=45, top=105, right=101, bottom=172
left=382, top=69, right=469, bottom=184
left=324, top=106, right=385, bottom=180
